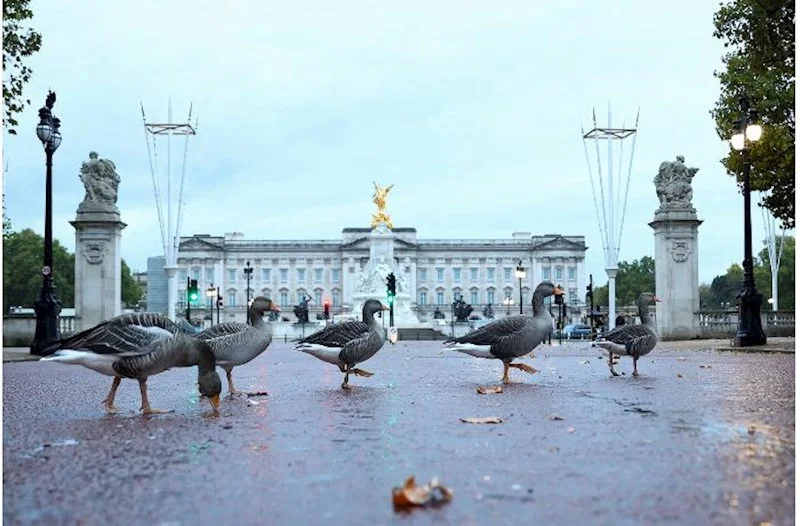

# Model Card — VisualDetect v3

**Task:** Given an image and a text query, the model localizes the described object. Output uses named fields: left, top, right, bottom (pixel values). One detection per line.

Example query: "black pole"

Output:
left=733, top=97, right=766, bottom=346
left=558, top=301, right=563, bottom=345
left=244, top=260, right=252, bottom=325
left=186, top=276, right=191, bottom=322
left=518, top=277, right=523, bottom=315
left=216, top=286, right=220, bottom=324
left=589, top=274, right=594, bottom=339
left=30, top=146, right=62, bottom=355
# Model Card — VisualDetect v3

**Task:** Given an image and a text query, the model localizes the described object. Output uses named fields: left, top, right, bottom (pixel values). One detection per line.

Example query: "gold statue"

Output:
left=371, top=181, right=394, bottom=229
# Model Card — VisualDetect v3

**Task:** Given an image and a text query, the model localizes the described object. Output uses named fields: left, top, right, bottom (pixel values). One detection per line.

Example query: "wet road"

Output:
left=3, top=341, right=795, bottom=525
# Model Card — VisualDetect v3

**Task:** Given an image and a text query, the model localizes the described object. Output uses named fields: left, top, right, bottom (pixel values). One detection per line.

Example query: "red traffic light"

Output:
left=323, top=298, right=331, bottom=307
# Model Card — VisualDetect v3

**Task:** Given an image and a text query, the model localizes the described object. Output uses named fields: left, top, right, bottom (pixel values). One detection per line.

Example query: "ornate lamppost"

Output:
left=244, top=260, right=253, bottom=325
left=729, top=96, right=766, bottom=346
left=30, top=91, right=63, bottom=355
left=514, top=260, right=526, bottom=315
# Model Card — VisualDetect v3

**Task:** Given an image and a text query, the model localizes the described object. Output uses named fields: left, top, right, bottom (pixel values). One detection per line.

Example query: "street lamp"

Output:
left=515, top=260, right=526, bottom=315
left=30, top=91, right=63, bottom=355
left=206, top=285, right=216, bottom=326
left=729, top=96, right=766, bottom=347
left=243, top=260, right=253, bottom=325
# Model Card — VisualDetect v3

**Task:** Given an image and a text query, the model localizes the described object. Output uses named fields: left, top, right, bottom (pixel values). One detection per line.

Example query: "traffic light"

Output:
left=217, top=298, right=224, bottom=308
left=386, top=273, right=396, bottom=305
left=323, top=298, right=331, bottom=320
left=554, top=284, right=564, bottom=305
left=188, top=279, right=199, bottom=305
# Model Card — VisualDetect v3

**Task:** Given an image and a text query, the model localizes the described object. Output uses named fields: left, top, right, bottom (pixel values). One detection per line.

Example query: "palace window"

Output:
left=279, top=269, right=288, bottom=284
left=314, top=289, right=322, bottom=305
left=542, top=267, right=550, bottom=280
left=297, top=269, right=306, bottom=283
left=487, top=268, right=495, bottom=281
left=453, top=268, right=461, bottom=283
left=436, top=291, right=444, bottom=305
left=180, top=269, right=188, bottom=281
left=280, top=291, right=289, bottom=306
left=419, top=268, right=427, bottom=281
left=470, top=290, right=478, bottom=305
left=332, top=289, right=341, bottom=307
left=568, top=266, right=576, bottom=280
left=419, top=291, right=427, bottom=305
left=314, top=268, right=323, bottom=284
left=436, top=268, right=444, bottom=282
left=227, top=292, right=237, bottom=307
left=262, top=268, right=271, bottom=282
left=470, top=268, right=478, bottom=281
left=503, top=268, right=512, bottom=281
left=555, top=266, right=563, bottom=280
left=205, top=268, right=214, bottom=282
left=569, top=287, right=578, bottom=305
left=228, top=269, right=236, bottom=282
left=192, top=267, right=201, bottom=280
left=487, top=289, right=495, bottom=305
left=331, top=269, right=340, bottom=283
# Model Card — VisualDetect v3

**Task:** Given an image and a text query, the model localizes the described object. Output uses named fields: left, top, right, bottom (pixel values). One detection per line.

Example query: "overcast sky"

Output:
left=3, top=0, right=790, bottom=285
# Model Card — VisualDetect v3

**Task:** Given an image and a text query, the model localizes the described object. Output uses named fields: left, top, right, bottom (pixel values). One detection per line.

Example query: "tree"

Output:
left=711, top=0, right=795, bottom=229
left=121, top=260, right=143, bottom=307
left=590, top=256, right=656, bottom=308
left=3, top=229, right=74, bottom=312
left=3, top=0, right=42, bottom=134
left=3, top=195, right=11, bottom=240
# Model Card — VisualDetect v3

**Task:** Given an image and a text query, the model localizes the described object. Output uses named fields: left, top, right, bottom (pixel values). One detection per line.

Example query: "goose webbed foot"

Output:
left=608, top=354, right=621, bottom=376
left=138, top=379, right=173, bottom=415
left=351, top=368, right=374, bottom=378
left=225, top=370, right=268, bottom=397
left=103, top=377, right=122, bottom=414
left=501, top=362, right=515, bottom=384
left=509, top=363, right=539, bottom=375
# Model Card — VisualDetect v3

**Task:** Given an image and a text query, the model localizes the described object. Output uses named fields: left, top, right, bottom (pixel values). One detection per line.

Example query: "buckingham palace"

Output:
left=148, top=228, right=588, bottom=324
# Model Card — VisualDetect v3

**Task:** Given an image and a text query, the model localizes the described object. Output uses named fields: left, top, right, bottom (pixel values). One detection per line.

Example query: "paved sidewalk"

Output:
left=3, top=336, right=795, bottom=364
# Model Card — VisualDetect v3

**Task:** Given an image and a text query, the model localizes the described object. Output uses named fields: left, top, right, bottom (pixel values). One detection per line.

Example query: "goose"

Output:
left=295, top=299, right=392, bottom=389
left=40, top=313, right=222, bottom=415
left=195, top=296, right=280, bottom=397
left=443, top=281, right=564, bottom=384
left=594, top=292, right=660, bottom=376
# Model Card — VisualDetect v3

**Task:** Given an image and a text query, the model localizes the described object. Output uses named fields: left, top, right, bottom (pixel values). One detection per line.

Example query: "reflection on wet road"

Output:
left=3, top=341, right=794, bottom=525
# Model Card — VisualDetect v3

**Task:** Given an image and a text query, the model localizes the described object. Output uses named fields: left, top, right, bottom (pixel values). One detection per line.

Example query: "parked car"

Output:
left=563, top=324, right=592, bottom=340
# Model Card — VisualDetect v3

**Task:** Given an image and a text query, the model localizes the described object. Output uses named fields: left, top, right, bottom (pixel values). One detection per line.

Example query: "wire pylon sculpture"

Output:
left=141, top=99, right=197, bottom=321
left=760, top=193, right=786, bottom=311
left=582, top=104, right=640, bottom=330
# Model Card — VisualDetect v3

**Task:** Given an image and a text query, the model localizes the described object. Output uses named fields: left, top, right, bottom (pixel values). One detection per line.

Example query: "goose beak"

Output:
left=654, top=296, right=662, bottom=303
left=208, top=394, right=221, bottom=414
left=381, top=304, right=390, bottom=311
left=554, top=286, right=565, bottom=296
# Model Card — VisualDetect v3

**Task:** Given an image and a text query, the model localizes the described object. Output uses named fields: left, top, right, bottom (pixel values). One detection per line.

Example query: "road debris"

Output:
left=460, top=416, right=503, bottom=424
left=550, top=414, right=565, bottom=421
left=476, top=385, right=503, bottom=395
left=392, top=476, right=453, bottom=510
left=677, top=373, right=683, bottom=378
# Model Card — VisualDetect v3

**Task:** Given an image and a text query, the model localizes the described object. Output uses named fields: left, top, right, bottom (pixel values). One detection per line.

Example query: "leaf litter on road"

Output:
left=392, top=476, right=453, bottom=510
left=460, top=416, right=503, bottom=424
left=476, top=385, right=503, bottom=395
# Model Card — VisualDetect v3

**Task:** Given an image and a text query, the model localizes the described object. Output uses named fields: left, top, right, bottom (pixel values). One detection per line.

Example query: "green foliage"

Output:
left=2, top=195, right=11, bottom=240
left=699, top=236, right=794, bottom=310
left=3, top=229, right=74, bottom=311
left=2, top=0, right=42, bottom=134
left=588, top=256, right=656, bottom=308
left=711, top=0, right=795, bottom=229
left=121, top=260, right=143, bottom=307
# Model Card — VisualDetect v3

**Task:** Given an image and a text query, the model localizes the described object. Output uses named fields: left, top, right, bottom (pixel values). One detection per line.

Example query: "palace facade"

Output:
left=156, top=228, right=589, bottom=322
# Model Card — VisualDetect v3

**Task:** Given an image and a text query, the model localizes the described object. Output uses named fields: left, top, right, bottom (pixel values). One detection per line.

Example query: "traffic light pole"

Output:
left=186, top=276, right=191, bottom=322
left=216, top=286, right=220, bottom=324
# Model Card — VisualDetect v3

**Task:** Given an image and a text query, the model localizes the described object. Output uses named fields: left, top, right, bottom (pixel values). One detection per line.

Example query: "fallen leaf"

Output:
left=579, top=360, right=591, bottom=364
left=392, top=476, right=453, bottom=510
left=460, top=416, right=503, bottom=424
left=476, top=385, right=503, bottom=395
left=550, top=414, right=565, bottom=421
left=566, top=427, right=576, bottom=433
left=678, top=357, right=686, bottom=361
left=677, top=373, right=683, bottom=378
left=748, top=424, right=757, bottom=435
left=699, top=365, right=712, bottom=369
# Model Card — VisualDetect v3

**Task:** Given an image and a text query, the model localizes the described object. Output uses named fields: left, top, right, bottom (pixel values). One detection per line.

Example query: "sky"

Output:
left=3, top=0, right=792, bottom=285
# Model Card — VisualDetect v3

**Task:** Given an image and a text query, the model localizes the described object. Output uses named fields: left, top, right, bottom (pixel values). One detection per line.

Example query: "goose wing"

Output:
left=601, top=324, right=657, bottom=354
left=298, top=321, right=370, bottom=348
left=339, top=329, right=384, bottom=365
left=196, top=322, right=247, bottom=340
left=445, top=315, right=528, bottom=346
left=43, top=313, right=177, bottom=356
